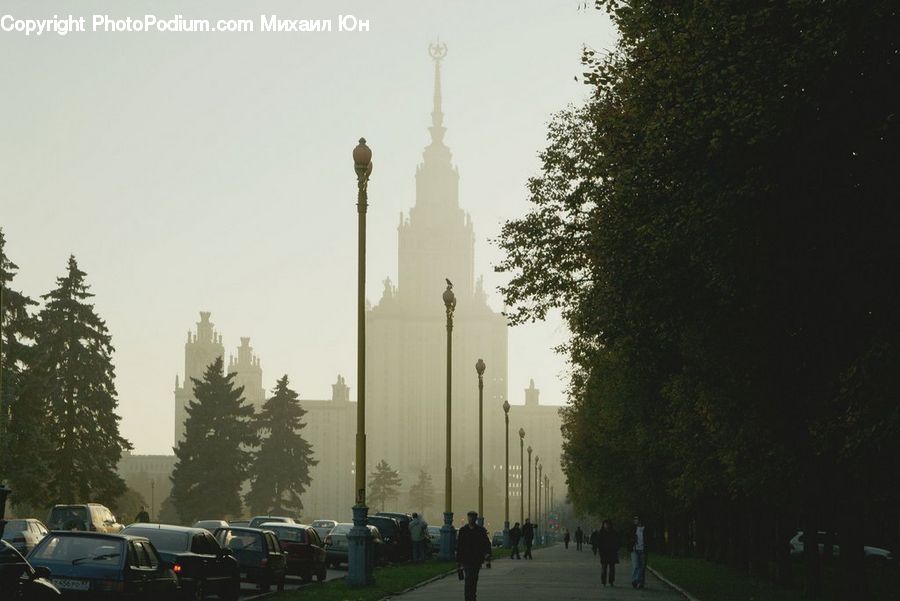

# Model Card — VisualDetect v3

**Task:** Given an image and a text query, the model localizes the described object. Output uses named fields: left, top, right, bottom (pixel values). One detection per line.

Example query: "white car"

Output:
left=0, top=518, right=49, bottom=555
left=789, top=531, right=894, bottom=563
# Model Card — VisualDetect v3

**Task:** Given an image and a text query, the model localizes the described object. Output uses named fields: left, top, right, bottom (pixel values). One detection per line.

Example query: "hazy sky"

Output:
left=0, top=0, right=616, bottom=454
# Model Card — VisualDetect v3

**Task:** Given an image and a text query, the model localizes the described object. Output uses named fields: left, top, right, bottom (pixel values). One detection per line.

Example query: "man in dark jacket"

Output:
left=598, top=519, right=621, bottom=586
left=574, top=526, right=584, bottom=551
left=590, top=528, right=601, bottom=556
left=522, top=518, right=535, bottom=559
left=509, top=522, right=522, bottom=559
left=456, top=511, right=491, bottom=601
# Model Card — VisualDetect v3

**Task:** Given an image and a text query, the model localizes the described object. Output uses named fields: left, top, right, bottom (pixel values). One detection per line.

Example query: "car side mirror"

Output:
left=34, top=566, right=52, bottom=579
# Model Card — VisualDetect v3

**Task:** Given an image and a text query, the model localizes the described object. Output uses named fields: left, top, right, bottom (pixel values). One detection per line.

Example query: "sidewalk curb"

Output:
left=378, top=567, right=458, bottom=600
left=648, top=566, right=702, bottom=601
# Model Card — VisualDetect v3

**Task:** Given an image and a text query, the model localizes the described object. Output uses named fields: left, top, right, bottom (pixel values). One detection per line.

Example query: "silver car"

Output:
left=1, top=518, right=49, bottom=555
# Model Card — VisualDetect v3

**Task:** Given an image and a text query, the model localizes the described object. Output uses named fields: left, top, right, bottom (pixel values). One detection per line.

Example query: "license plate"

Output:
left=52, top=578, right=91, bottom=591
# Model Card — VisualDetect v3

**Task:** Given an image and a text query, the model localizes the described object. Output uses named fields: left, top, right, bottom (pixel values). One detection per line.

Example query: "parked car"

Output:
left=310, top=519, right=337, bottom=541
left=262, top=523, right=327, bottom=583
left=1, top=518, right=49, bottom=555
left=122, top=523, right=240, bottom=601
left=426, top=526, right=442, bottom=554
left=248, top=516, right=295, bottom=529
left=789, top=531, right=895, bottom=563
left=28, top=531, right=178, bottom=598
left=227, top=520, right=250, bottom=528
left=492, top=531, right=504, bottom=547
left=0, top=540, right=61, bottom=599
left=192, top=520, right=229, bottom=533
left=367, top=515, right=406, bottom=563
left=324, top=523, right=384, bottom=568
left=46, top=504, right=123, bottom=533
left=213, top=527, right=285, bottom=592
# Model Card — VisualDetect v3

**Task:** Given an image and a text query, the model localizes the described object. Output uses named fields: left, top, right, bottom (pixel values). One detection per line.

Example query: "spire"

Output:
left=428, top=40, right=448, bottom=147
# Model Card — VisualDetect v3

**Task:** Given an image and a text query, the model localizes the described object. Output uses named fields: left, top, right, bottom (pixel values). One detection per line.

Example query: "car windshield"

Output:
left=218, top=531, right=263, bottom=552
left=0, top=521, right=28, bottom=540
left=32, top=535, right=124, bottom=567
left=48, top=506, right=89, bottom=530
left=369, top=519, right=395, bottom=537
left=269, top=527, right=306, bottom=543
left=123, top=528, right=190, bottom=552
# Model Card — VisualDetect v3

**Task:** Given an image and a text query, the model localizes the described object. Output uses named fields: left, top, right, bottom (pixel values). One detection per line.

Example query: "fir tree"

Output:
left=408, top=469, right=435, bottom=514
left=171, top=357, right=256, bottom=523
left=0, top=229, right=39, bottom=492
left=368, top=459, right=402, bottom=512
left=27, top=255, right=131, bottom=506
left=245, top=375, right=317, bottom=516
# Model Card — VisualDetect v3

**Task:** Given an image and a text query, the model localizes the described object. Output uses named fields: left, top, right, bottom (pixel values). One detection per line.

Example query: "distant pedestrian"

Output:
left=134, top=506, right=150, bottom=523
left=575, top=526, right=584, bottom=551
left=563, top=528, right=571, bottom=549
left=590, top=527, right=600, bottom=556
left=627, top=516, right=651, bottom=589
left=598, top=519, right=621, bottom=587
left=456, top=511, right=492, bottom=601
left=522, top=518, right=535, bottom=559
left=409, top=512, right=428, bottom=563
left=509, top=522, right=522, bottom=559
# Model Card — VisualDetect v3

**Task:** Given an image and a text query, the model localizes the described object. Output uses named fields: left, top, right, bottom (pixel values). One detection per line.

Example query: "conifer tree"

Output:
left=245, top=375, right=317, bottom=516
left=368, top=459, right=402, bottom=512
left=27, top=255, right=130, bottom=505
left=171, top=357, right=256, bottom=523
left=408, top=469, right=435, bottom=514
left=0, top=229, right=39, bottom=492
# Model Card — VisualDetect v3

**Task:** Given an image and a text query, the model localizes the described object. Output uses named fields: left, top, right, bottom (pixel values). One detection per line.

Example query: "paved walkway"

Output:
left=392, top=545, right=685, bottom=601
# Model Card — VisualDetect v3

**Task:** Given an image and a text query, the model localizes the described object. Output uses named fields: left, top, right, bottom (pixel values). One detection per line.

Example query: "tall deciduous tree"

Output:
left=26, top=256, right=131, bottom=506
left=0, top=229, right=39, bottom=493
left=408, top=469, right=434, bottom=514
left=245, top=375, right=317, bottom=517
left=368, top=460, right=401, bottom=513
left=171, top=357, right=256, bottom=523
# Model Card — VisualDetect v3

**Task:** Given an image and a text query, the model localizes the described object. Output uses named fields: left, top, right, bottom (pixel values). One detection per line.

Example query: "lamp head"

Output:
left=442, top=284, right=456, bottom=310
left=519, top=427, right=525, bottom=439
left=502, top=399, right=510, bottom=414
left=475, top=358, right=486, bottom=376
left=353, top=137, right=373, bottom=179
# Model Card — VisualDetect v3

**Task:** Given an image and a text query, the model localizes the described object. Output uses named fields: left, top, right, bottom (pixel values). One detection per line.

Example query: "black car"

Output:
left=28, top=531, right=178, bottom=599
left=0, top=540, right=61, bottom=599
left=213, top=527, right=285, bottom=592
left=374, top=512, right=413, bottom=560
left=122, top=524, right=240, bottom=601
left=366, top=516, right=406, bottom=563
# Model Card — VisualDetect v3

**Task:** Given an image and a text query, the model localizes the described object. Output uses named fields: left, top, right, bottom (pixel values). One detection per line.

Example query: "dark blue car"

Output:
left=28, top=531, right=178, bottom=599
left=213, top=527, right=285, bottom=592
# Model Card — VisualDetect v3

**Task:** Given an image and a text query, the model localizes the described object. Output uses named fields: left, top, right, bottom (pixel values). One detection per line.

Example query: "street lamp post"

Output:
left=538, top=463, right=543, bottom=544
left=527, top=447, right=532, bottom=520
left=348, top=138, right=374, bottom=586
left=475, top=358, right=485, bottom=527
left=544, top=475, right=549, bottom=540
left=502, top=399, right=511, bottom=547
left=439, top=281, right=457, bottom=560
left=534, top=456, right=539, bottom=543
left=518, top=428, right=525, bottom=525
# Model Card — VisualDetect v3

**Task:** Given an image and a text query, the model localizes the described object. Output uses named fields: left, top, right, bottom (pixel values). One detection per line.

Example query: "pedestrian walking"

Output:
left=598, top=519, right=620, bottom=587
left=563, top=528, right=571, bottom=549
left=134, top=506, right=150, bottom=523
left=590, top=527, right=600, bottom=556
left=509, top=522, right=522, bottom=559
left=575, top=526, right=584, bottom=551
left=409, top=512, right=428, bottom=563
left=522, top=518, right=535, bottom=559
left=627, top=515, right=651, bottom=589
left=456, top=511, right=492, bottom=601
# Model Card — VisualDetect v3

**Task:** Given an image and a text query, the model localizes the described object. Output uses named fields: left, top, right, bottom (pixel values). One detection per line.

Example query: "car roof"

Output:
left=46, top=531, right=145, bottom=542
left=260, top=522, right=310, bottom=529
left=125, top=523, right=206, bottom=535
left=216, top=526, right=271, bottom=534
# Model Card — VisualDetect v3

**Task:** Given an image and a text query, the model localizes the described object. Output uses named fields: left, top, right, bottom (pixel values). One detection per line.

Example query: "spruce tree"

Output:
left=245, top=375, right=317, bottom=517
left=368, top=459, right=402, bottom=512
left=171, top=357, right=256, bottom=523
left=408, top=469, right=434, bottom=514
left=0, top=229, right=39, bottom=492
left=27, top=255, right=131, bottom=506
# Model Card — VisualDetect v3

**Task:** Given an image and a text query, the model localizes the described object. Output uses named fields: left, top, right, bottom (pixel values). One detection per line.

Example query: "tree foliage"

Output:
left=408, top=469, right=435, bottom=514
left=24, top=256, right=131, bottom=507
left=497, top=1, right=900, bottom=596
left=171, top=357, right=256, bottom=523
left=245, top=375, right=317, bottom=517
left=368, top=459, right=402, bottom=513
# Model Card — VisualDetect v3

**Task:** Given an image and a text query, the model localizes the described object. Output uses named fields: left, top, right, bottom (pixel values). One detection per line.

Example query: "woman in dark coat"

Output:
left=597, top=519, right=621, bottom=586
